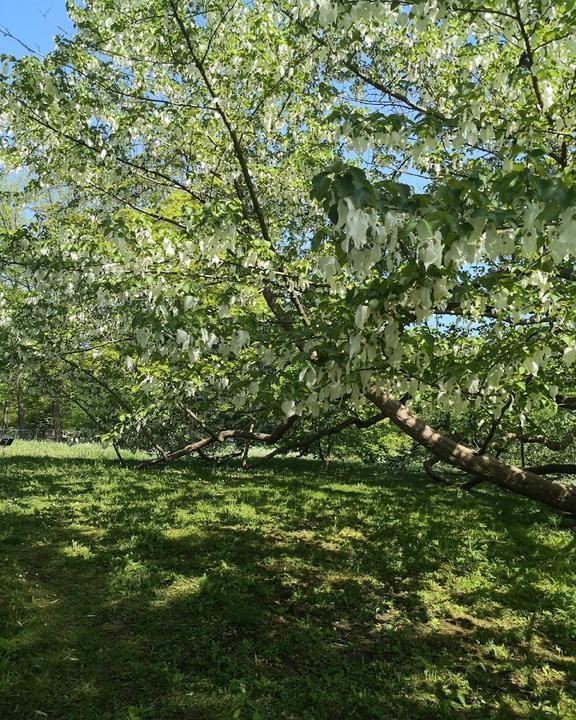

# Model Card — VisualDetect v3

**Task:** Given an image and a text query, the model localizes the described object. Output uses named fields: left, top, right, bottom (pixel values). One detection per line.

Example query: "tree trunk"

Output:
left=241, top=423, right=255, bottom=468
left=52, top=399, right=62, bottom=442
left=1, top=400, right=8, bottom=432
left=17, top=388, right=25, bottom=437
left=366, top=389, right=576, bottom=515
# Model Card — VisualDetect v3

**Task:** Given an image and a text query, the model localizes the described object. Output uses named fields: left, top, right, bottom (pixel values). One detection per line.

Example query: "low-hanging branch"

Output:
left=556, top=395, right=576, bottom=411
left=525, top=464, right=576, bottom=475
left=59, top=387, right=125, bottom=465
left=197, top=449, right=244, bottom=464
left=261, top=410, right=388, bottom=460
left=62, top=358, right=168, bottom=458
left=423, top=456, right=452, bottom=485
left=137, top=415, right=298, bottom=468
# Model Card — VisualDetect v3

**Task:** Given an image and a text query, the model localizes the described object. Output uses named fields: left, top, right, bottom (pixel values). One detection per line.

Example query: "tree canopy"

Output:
left=1, top=0, right=576, bottom=511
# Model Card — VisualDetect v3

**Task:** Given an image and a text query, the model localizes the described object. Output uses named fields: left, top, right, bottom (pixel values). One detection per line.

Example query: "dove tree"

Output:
left=1, top=0, right=576, bottom=511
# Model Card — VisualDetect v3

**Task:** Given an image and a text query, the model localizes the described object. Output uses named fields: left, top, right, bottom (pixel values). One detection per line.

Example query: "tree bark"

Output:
left=17, top=388, right=25, bottom=437
left=52, top=399, right=62, bottom=442
left=366, top=389, right=576, bottom=515
left=242, top=423, right=255, bottom=468
left=1, top=400, right=8, bottom=432
left=423, top=456, right=452, bottom=485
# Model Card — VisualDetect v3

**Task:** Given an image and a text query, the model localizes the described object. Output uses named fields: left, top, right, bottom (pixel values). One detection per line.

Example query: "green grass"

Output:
left=0, top=441, right=575, bottom=720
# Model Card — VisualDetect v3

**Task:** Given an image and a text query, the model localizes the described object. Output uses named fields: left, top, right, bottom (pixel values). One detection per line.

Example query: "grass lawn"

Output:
left=0, top=442, right=575, bottom=719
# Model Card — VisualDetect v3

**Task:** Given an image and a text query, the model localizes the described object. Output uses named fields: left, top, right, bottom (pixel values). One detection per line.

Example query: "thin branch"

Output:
left=86, top=181, right=188, bottom=230
left=505, top=429, right=575, bottom=452
left=11, top=93, right=203, bottom=203
left=201, top=0, right=239, bottom=65
left=169, top=0, right=271, bottom=244
left=477, top=396, right=513, bottom=455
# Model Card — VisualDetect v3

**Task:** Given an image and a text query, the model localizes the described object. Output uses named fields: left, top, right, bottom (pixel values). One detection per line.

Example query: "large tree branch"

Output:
left=365, top=388, right=576, bottom=514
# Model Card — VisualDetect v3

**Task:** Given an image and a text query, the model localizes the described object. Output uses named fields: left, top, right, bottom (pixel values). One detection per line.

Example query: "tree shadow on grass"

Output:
left=0, top=455, right=575, bottom=719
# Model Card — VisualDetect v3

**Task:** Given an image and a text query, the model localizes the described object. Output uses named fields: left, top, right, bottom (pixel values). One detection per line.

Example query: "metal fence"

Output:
left=0, top=427, right=92, bottom=442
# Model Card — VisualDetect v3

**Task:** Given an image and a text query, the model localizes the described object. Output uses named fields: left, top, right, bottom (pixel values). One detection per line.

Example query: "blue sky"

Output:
left=1, top=1, right=72, bottom=56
